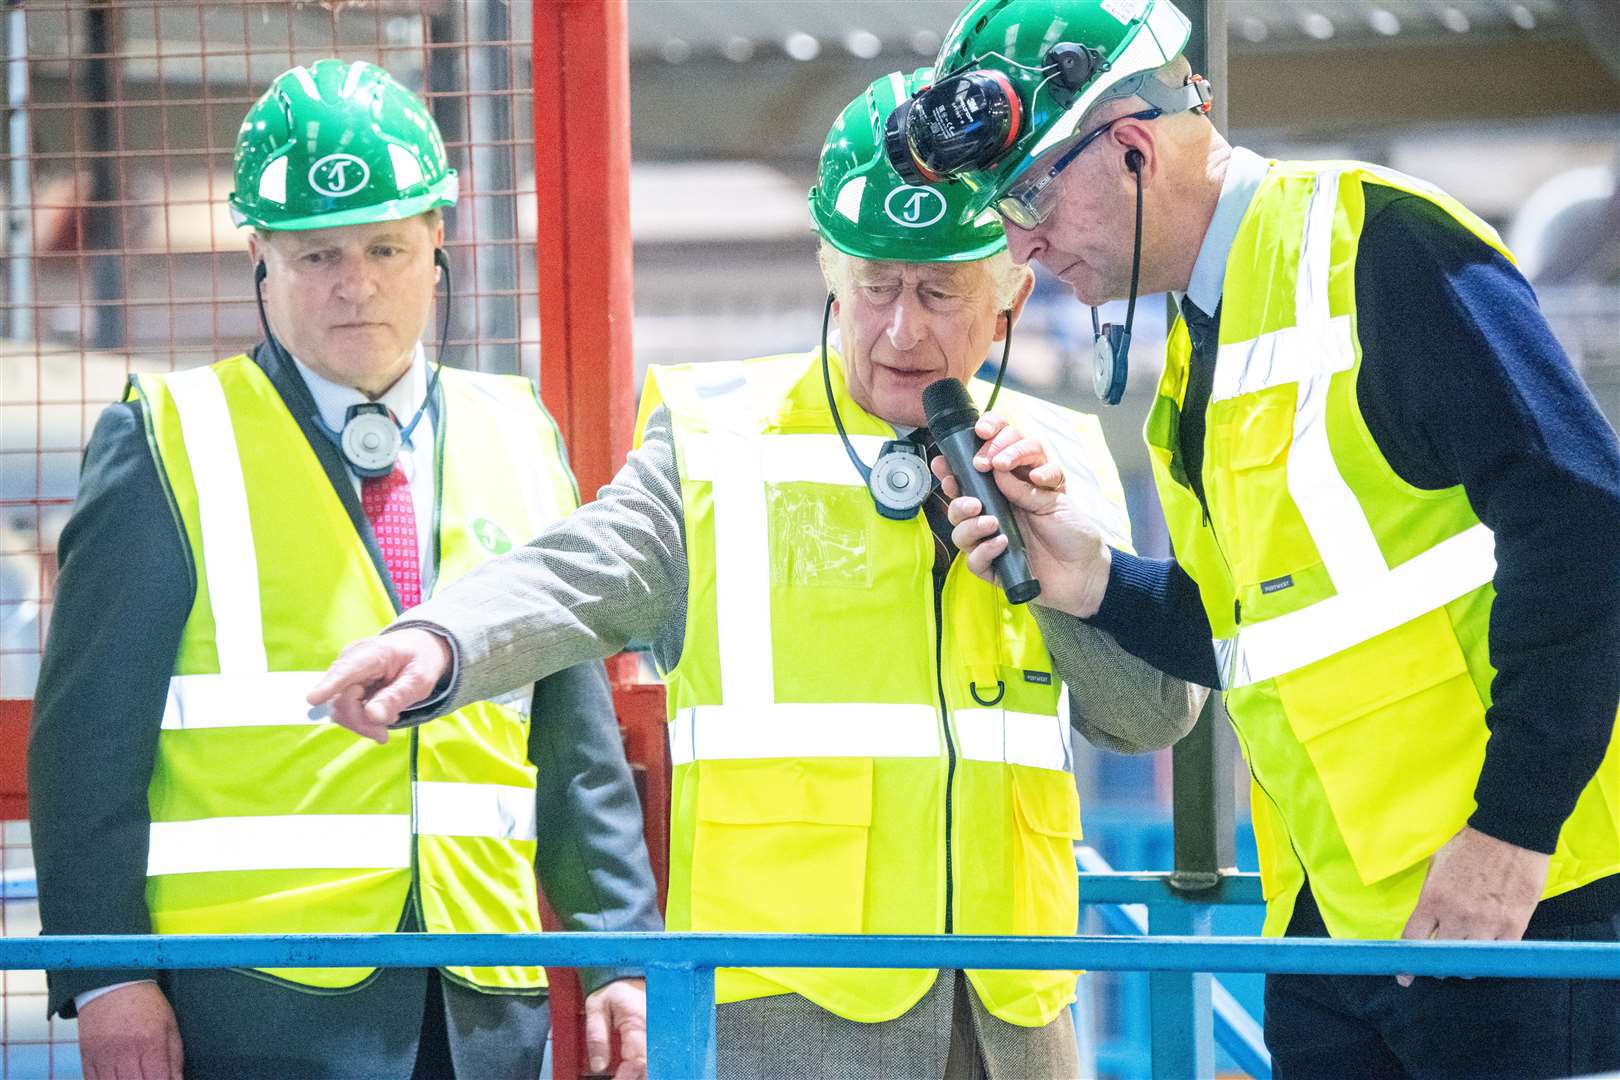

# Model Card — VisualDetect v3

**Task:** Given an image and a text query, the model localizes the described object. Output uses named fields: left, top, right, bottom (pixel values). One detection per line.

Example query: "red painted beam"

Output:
left=532, top=0, right=636, bottom=502
left=532, top=7, right=642, bottom=1077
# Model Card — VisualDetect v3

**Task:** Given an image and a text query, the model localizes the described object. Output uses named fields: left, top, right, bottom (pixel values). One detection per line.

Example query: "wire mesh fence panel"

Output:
left=2, top=0, right=540, bottom=694
left=1, top=4, right=541, bottom=1074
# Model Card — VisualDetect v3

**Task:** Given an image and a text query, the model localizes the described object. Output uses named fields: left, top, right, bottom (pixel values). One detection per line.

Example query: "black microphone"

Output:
left=922, top=377, right=1041, bottom=605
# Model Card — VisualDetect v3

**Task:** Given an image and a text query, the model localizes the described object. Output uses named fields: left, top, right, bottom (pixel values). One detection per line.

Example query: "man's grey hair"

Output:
left=816, top=240, right=1032, bottom=312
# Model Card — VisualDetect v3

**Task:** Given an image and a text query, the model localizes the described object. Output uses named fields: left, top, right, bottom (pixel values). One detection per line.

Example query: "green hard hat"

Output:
left=809, top=68, right=1006, bottom=263
left=931, top=0, right=1196, bottom=214
left=229, top=59, right=458, bottom=231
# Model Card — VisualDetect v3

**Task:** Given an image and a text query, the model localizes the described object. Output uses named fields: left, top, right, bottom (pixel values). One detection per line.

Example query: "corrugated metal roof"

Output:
left=626, top=0, right=1571, bottom=60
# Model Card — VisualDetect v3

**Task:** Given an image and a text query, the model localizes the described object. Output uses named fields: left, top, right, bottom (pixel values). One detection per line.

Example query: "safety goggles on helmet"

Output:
left=887, top=59, right=1208, bottom=193
left=995, top=108, right=1162, bottom=229
left=884, top=47, right=1095, bottom=187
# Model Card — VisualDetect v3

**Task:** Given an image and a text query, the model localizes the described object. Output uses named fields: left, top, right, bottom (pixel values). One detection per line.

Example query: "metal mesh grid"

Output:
left=1, top=5, right=542, bottom=1074
left=2, top=0, right=541, bottom=704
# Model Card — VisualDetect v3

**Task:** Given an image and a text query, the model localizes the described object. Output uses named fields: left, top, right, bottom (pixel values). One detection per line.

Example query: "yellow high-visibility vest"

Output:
left=639, top=349, right=1133, bottom=1026
left=1147, top=161, right=1620, bottom=940
left=132, top=355, right=579, bottom=991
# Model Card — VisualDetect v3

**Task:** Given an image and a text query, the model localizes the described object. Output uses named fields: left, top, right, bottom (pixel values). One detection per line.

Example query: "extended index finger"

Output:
left=306, top=640, right=388, bottom=706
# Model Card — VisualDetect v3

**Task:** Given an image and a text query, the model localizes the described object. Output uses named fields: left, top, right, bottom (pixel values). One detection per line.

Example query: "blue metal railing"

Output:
left=1079, top=854, right=1271, bottom=1079
left=6, top=927, right=1617, bottom=1079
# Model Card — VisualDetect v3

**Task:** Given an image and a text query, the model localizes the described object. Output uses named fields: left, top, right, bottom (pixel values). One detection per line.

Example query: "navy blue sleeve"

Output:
left=1089, top=549, right=1221, bottom=689
left=1354, top=187, right=1620, bottom=854
left=27, top=401, right=194, bottom=1018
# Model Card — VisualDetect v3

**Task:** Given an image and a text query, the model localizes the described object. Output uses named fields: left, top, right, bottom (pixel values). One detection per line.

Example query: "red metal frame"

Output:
left=531, top=6, right=669, bottom=1078
left=533, top=0, right=637, bottom=503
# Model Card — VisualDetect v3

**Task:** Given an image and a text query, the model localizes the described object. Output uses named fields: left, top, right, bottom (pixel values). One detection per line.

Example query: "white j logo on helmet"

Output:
left=308, top=153, right=370, bottom=197
left=883, top=186, right=947, bottom=228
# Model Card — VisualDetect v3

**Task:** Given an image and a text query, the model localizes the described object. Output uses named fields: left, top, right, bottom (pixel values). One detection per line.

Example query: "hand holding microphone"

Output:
left=922, top=378, right=1041, bottom=604
left=924, top=379, right=1114, bottom=618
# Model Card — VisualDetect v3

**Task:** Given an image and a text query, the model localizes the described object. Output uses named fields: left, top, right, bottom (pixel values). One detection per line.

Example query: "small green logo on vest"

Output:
left=1260, top=574, right=1295, bottom=594
left=471, top=517, right=512, bottom=555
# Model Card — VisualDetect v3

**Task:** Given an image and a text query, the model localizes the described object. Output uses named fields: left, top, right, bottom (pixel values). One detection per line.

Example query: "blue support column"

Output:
left=647, top=962, right=715, bottom=1080
left=1148, top=902, right=1215, bottom=1080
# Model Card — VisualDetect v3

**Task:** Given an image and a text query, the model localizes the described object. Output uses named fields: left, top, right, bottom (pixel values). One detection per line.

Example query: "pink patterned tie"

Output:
left=361, top=464, right=421, bottom=609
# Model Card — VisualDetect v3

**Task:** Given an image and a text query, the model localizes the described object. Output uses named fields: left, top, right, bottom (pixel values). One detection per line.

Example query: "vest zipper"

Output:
left=933, top=578, right=956, bottom=934
left=408, top=724, right=427, bottom=937
left=1226, top=715, right=1307, bottom=885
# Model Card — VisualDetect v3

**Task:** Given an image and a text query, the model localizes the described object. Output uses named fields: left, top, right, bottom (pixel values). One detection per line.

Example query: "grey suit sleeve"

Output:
left=1033, top=605, right=1206, bottom=755
left=528, top=659, right=662, bottom=994
left=396, top=406, right=687, bottom=718
left=29, top=402, right=191, bottom=1018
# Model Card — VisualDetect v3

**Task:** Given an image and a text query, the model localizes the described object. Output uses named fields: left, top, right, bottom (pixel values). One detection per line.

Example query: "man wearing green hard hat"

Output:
left=306, top=68, right=1201, bottom=1077
left=29, top=59, right=657, bottom=1079
left=912, top=2, right=1620, bottom=1077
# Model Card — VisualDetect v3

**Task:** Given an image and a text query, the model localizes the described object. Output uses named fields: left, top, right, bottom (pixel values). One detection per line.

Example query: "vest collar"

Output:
left=291, top=342, right=430, bottom=448
left=1176, top=145, right=1269, bottom=321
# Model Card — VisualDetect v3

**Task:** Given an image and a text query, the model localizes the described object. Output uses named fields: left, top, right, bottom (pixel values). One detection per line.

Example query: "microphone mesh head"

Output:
left=922, top=377, right=979, bottom=439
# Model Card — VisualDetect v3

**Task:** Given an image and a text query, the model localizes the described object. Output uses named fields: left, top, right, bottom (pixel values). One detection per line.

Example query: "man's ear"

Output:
left=993, top=269, right=1037, bottom=341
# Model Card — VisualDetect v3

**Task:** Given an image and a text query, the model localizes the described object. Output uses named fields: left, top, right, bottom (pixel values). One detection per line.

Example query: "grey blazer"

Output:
left=404, top=403, right=1204, bottom=752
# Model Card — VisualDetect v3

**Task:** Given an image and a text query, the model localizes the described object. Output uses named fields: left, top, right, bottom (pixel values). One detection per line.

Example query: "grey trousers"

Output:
left=714, top=971, right=1081, bottom=1080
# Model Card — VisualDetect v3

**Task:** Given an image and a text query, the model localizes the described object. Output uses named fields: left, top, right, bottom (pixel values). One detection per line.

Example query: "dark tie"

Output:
left=1177, top=296, right=1221, bottom=519
left=362, top=463, right=421, bottom=608
left=908, top=426, right=955, bottom=575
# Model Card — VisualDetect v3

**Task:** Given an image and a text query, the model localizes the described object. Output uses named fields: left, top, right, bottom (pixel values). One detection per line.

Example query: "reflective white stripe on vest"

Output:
left=146, top=782, right=536, bottom=875
left=681, top=432, right=884, bottom=487
left=1216, top=522, right=1495, bottom=689
left=163, top=366, right=268, bottom=674
left=162, top=671, right=326, bottom=729
left=148, top=814, right=412, bottom=875
left=415, top=781, right=537, bottom=841
left=694, top=362, right=776, bottom=708
left=162, top=671, right=530, bottom=730
left=455, top=374, right=559, bottom=536
left=954, top=709, right=1071, bottom=772
left=668, top=704, right=940, bottom=765
left=1211, top=169, right=1390, bottom=596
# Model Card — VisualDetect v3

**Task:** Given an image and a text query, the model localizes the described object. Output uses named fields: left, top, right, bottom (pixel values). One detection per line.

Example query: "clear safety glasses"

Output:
left=995, top=108, right=1162, bottom=230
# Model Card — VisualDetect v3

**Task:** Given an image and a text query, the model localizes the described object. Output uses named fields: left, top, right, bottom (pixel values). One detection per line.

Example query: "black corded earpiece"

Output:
left=1093, top=149, right=1146, bottom=405
left=249, top=239, right=453, bottom=477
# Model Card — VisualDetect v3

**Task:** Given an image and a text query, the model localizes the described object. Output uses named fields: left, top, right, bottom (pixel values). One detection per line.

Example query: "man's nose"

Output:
left=886, top=292, right=925, bottom=350
left=1003, top=222, right=1041, bottom=266
left=332, top=253, right=380, bottom=304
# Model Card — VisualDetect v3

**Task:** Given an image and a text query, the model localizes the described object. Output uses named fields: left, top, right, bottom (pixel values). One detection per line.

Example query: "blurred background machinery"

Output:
left=1, top=1, right=1616, bottom=1077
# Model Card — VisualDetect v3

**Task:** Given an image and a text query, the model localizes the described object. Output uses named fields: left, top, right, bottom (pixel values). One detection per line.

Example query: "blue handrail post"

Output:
left=646, top=961, right=716, bottom=1080
left=1147, top=902, right=1215, bottom=1079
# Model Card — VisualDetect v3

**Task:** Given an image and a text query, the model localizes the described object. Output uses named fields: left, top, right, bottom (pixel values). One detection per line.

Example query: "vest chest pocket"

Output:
left=1208, top=385, right=1320, bottom=600
left=691, top=758, right=874, bottom=934
left=766, top=486, right=873, bottom=589
left=1273, top=606, right=1488, bottom=885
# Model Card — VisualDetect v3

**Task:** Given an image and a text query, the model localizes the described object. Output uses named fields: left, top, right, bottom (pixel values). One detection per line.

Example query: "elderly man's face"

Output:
left=835, top=257, right=1011, bottom=429
left=248, top=214, right=442, bottom=398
